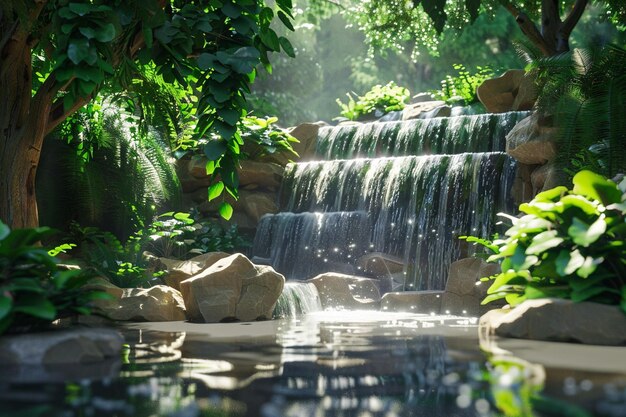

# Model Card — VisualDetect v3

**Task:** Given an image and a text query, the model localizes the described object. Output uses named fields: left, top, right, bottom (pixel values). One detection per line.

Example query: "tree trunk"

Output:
left=0, top=30, right=49, bottom=229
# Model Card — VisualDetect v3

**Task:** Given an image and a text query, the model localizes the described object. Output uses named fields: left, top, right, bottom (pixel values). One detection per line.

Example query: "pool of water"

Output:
left=1, top=311, right=625, bottom=417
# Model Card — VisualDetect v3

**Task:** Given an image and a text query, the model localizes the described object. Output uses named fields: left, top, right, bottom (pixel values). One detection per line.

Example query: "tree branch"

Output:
left=562, top=0, right=588, bottom=38
left=498, top=0, right=555, bottom=56
left=45, top=94, right=91, bottom=136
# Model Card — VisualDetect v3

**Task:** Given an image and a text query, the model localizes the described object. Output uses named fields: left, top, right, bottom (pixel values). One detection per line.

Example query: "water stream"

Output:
left=252, top=112, right=526, bottom=289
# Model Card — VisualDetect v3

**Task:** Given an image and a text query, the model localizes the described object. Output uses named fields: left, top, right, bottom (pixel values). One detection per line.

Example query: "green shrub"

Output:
left=431, top=64, right=494, bottom=105
left=0, top=221, right=105, bottom=334
left=239, top=116, right=299, bottom=160
left=336, top=81, right=410, bottom=121
left=137, top=211, right=250, bottom=260
left=462, top=170, right=626, bottom=313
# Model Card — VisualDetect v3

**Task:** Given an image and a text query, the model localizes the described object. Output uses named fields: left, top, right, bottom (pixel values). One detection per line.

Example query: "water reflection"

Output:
left=1, top=312, right=624, bottom=417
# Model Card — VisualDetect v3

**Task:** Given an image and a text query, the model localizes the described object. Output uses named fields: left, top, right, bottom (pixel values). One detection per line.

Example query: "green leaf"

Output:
left=67, top=38, right=92, bottom=65
left=279, top=36, right=295, bottom=58
left=222, top=2, right=241, bottom=19
left=277, top=11, right=294, bottom=31
left=0, top=221, right=9, bottom=240
left=525, top=230, right=564, bottom=255
left=94, top=23, right=116, bottom=43
left=572, top=170, right=622, bottom=205
left=204, top=140, right=227, bottom=161
left=0, top=296, right=12, bottom=320
left=208, top=182, right=225, bottom=201
left=14, top=296, right=56, bottom=320
left=577, top=255, right=603, bottom=278
left=555, top=249, right=585, bottom=276
left=533, top=186, right=568, bottom=202
left=568, top=216, right=606, bottom=247
left=219, top=202, right=233, bottom=221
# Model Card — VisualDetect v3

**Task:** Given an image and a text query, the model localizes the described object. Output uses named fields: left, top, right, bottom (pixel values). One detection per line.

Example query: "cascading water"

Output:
left=315, top=112, right=528, bottom=160
left=273, top=282, right=323, bottom=318
left=254, top=111, right=526, bottom=293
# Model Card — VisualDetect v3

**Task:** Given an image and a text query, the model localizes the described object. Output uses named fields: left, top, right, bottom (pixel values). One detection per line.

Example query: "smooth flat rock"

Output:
left=307, top=273, right=381, bottom=310
left=238, top=160, right=284, bottom=190
left=402, top=101, right=446, bottom=120
left=480, top=299, right=626, bottom=346
left=0, top=328, right=123, bottom=365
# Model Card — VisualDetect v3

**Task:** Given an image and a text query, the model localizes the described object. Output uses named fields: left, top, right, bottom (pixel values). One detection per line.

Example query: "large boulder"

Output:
left=307, top=273, right=381, bottom=310
left=477, top=69, right=536, bottom=113
left=380, top=291, right=443, bottom=314
left=159, top=252, right=230, bottom=290
left=180, top=253, right=284, bottom=322
left=442, top=257, right=501, bottom=316
left=480, top=299, right=626, bottom=346
left=0, top=328, right=123, bottom=365
left=238, top=160, right=284, bottom=190
left=92, top=283, right=187, bottom=321
left=239, top=192, right=278, bottom=222
left=505, top=113, right=557, bottom=165
left=288, top=123, right=323, bottom=161
left=402, top=101, right=446, bottom=120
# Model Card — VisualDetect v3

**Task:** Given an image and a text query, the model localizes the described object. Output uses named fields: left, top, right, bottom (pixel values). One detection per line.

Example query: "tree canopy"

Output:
left=330, top=0, right=626, bottom=57
left=0, top=0, right=295, bottom=228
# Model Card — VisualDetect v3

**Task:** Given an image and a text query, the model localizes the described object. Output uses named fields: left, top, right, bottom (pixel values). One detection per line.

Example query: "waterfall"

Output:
left=315, top=112, right=528, bottom=160
left=265, top=152, right=515, bottom=289
left=252, top=211, right=371, bottom=280
left=273, top=282, right=323, bottom=318
left=251, top=111, right=524, bottom=292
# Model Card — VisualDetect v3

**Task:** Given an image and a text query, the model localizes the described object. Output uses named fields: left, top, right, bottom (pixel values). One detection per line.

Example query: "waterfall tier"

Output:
left=316, top=112, right=528, bottom=160
left=273, top=282, right=323, bottom=318
left=256, top=152, right=516, bottom=290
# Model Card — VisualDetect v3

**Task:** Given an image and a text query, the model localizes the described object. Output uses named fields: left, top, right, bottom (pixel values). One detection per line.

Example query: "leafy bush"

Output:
left=137, top=211, right=250, bottom=260
left=336, top=81, right=410, bottom=121
left=68, top=212, right=250, bottom=287
left=0, top=221, right=104, bottom=334
left=431, top=64, right=494, bottom=105
left=239, top=116, right=299, bottom=160
left=462, top=170, right=626, bottom=313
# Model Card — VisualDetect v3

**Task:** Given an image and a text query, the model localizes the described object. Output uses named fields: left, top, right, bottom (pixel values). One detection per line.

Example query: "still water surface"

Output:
left=1, top=311, right=625, bottom=417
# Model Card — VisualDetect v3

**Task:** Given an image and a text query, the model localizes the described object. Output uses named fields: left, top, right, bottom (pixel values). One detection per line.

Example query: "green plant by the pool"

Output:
left=461, top=170, right=626, bottom=313
left=336, top=81, right=409, bottom=121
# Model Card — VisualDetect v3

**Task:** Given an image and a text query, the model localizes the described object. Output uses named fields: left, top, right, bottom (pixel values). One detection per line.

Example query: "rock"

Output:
left=288, top=123, right=323, bottom=161
left=412, top=92, right=435, bottom=103
left=380, top=291, right=443, bottom=313
left=159, top=252, right=231, bottom=290
left=83, top=277, right=124, bottom=298
left=180, top=253, right=284, bottom=322
left=506, top=113, right=557, bottom=164
left=442, top=257, right=501, bottom=316
left=239, top=192, right=278, bottom=222
left=95, top=285, right=187, bottom=321
left=307, top=273, right=381, bottom=310
left=358, top=252, right=404, bottom=276
left=0, top=328, right=123, bottom=365
left=402, top=101, right=447, bottom=120
left=180, top=176, right=212, bottom=193
left=477, top=69, right=525, bottom=113
left=188, top=155, right=209, bottom=179
left=418, top=105, right=451, bottom=119
left=510, top=163, right=537, bottom=206
left=511, top=71, right=537, bottom=111
left=480, top=299, right=626, bottom=346
left=238, top=161, right=284, bottom=190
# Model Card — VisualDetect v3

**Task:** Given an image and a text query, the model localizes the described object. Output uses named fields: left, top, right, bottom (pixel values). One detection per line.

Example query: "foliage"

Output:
left=239, top=116, right=299, bottom=159
left=531, top=43, right=626, bottom=179
left=431, top=64, right=494, bottom=105
left=66, top=222, right=155, bottom=288
left=328, top=0, right=626, bottom=58
left=137, top=211, right=250, bottom=260
left=0, top=221, right=105, bottom=334
left=336, top=81, right=410, bottom=121
left=0, top=0, right=296, bottom=227
left=39, top=100, right=181, bottom=239
left=67, top=211, right=249, bottom=287
left=462, top=171, right=626, bottom=313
